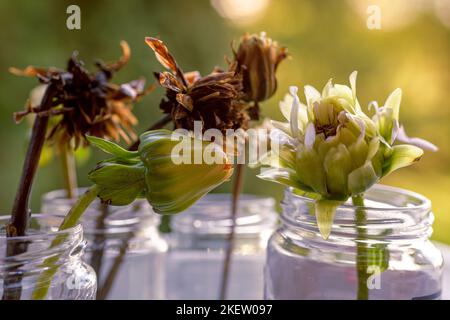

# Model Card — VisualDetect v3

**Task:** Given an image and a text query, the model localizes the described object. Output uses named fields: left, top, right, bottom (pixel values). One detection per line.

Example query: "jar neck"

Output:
left=0, top=214, right=84, bottom=274
left=171, top=193, right=277, bottom=238
left=81, top=201, right=157, bottom=236
left=281, top=185, right=433, bottom=243
left=41, top=188, right=157, bottom=235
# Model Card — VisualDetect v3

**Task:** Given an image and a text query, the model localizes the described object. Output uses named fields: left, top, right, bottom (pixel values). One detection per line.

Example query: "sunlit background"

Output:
left=0, top=0, right=449, bottom=243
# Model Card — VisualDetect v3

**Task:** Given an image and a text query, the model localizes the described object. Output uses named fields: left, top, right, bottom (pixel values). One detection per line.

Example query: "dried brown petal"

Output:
left=158, top=72, right=183, bottom=92
left=145, top=37, right=186, bottom=86
left=12, top=42, right=148, bottom=147
left=176, top=93, right=194, bottom=111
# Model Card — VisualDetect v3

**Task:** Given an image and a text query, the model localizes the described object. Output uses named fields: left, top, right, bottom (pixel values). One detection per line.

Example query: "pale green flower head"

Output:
left=259, top=71, right=436, bottom=239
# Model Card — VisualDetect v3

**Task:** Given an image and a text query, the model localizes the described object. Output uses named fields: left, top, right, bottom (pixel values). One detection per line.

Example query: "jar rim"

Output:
left=0, top=213, right=82, bottom=241
left=287, top=184, right=431, bottom=212
left=42, top=187, right=92, bottom=205
left=41, top=188, right=157, bottom=234
left=0, top=214, right=84, bottom=268
left=171, top=193, right=277, bottom=236
left=282, top=184, right=434, bottom=241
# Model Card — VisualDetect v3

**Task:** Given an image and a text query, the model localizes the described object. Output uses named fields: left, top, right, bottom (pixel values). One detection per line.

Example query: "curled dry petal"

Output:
left=11, top=42, right=149, bottom=147
left=145, top=37, right=186, bottom=86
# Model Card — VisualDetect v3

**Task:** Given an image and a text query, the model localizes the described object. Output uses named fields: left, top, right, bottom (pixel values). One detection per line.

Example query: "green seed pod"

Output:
left=139, top=130, right=233, bottom=214
left=87, top=130, right=233, bottom=214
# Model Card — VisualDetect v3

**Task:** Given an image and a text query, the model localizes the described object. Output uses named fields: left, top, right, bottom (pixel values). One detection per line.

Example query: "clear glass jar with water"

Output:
left=165, top=194, right=277, bottom=300
left=266, top=185, right=443, bottom=300
left=41, top=188, right=168, bottom=299
left=0, top=214, right=96, bottom=300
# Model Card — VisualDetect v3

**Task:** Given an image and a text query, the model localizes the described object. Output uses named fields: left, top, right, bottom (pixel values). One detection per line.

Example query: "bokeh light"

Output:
left=211, top=0, right=270, bottom=25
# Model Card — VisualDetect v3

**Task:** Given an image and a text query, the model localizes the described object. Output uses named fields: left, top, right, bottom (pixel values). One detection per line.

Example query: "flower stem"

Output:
left=31, top=185, right=100, bottom=300
left=58, top=143, right=78, bottom=199
left=89, top=203, right=109, bottom=299
left=352, top=194, right=369, bottom=300
left=96, top=231, right=134, bottom=300
left=2, top=83, right=57, bottom=300
left=8, top=84, right=57, bottom=237
left=219, top=163, right=245, bottom=300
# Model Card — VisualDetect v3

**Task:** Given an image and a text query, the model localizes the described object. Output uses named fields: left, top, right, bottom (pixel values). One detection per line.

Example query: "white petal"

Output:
left=304, top=85, right=321, bottom=105
left=322, top=79, right=333, bottom=97
left=349, top=71, right=358, bottom=99
left=396, top=126, right=438, bottom=152
left=270, top=128, right=296, bottom=147
left=384, top=88, right=402, bottom=121
left=289, top=86, right=301, bottom=138
left=279, top=93, right=294, bottom=120
left=304, top=122, right=316, bottom=149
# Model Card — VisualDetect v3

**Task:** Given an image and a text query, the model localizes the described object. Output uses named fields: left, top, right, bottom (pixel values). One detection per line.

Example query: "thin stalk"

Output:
left=89, top=203, right=109, bottom=298
left=32, top=185, right=100, bottom=300
left=58, top=143, right=78, bottom=199
left=96, top=201, right=143, bottom=299
left=352, top=194, right=369, bottom=300
left=96, top=231, right=134, bottom=300
left=219, top=163, right=245, bottom=300
left=2, top=84, right=57, bottom=300
left=8, top=84, right=57, bottom=237
left=128, top=114, right=172, bottom=151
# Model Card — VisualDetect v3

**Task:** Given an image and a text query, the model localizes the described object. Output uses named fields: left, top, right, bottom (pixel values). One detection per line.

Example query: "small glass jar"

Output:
left=0, top=214, right=96, bottom=300
left=266, top=185, right=444, bottom=300
left=165, top=194, right=277, bottom=300
left=42, top=188, right=168, bottom=299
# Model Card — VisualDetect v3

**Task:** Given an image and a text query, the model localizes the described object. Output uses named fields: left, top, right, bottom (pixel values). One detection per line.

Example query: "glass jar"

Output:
left=165, top=193, right=277, bottom=300
left=0, top=214, right=96, bottom=300
left=266, top=184, right=444, bottom=300
left=42, top=188, right=168, bottom=300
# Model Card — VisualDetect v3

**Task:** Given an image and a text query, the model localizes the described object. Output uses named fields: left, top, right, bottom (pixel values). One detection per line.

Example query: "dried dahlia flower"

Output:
left=146, top=37, right=256, bottom=133
left=11, top=41, right=151, bottom=147
left=145, top=33, right=286, bottom=134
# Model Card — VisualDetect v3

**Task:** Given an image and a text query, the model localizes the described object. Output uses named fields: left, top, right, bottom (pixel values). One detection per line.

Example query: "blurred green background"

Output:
left=0, top=0, right=449, bottom=243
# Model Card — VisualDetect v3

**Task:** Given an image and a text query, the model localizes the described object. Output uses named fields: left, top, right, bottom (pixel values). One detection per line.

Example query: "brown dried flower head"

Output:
left=11, top=41, right=151, bottom=147
left=145, top=37, right=256, bottom=133
left=232, top=32, right=288, bottom=103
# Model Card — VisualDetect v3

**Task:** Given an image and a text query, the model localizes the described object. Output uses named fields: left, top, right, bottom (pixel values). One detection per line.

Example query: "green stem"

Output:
left=90, top=203, right=109, bottom=299
left=31, top=185, right=100, bottom=300
left=59, top=143, right=78, bottom=199
left=96, top=231, right=134, bottom=300
left=352, top=194, right=369, bottom=300
left=219, top=163, right=245, bottom=300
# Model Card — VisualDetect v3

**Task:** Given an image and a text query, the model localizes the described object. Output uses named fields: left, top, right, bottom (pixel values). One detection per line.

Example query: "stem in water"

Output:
left=352, top=194, right=369, bottom=300
left=219, top=163, right=245, bottom=300
left=31, top=185, right=100, bottom=300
